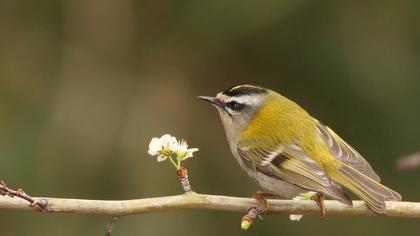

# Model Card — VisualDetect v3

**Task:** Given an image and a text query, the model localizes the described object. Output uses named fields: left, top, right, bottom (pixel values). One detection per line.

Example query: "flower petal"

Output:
left=159, top=134, right=178, bottom=152
left=148, top=149, right=157, bottom=156
left=179, top=140, right=188, bottom=150
left=186, top=148, right=199, bottom=157
left=180, top=148, right=199, bottom=161
left=168, top=137, right=179, bottom=151
left=157, top=155, right=168, bottom=162
left=148, top=137, right=162, bottom=156
left=160, top=134, right=172, bottom=143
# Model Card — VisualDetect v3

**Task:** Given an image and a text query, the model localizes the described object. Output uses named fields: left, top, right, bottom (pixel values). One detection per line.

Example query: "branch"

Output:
left=1, top=193, right=419, bottom=218
left=0, top=180, right=48, bottom=211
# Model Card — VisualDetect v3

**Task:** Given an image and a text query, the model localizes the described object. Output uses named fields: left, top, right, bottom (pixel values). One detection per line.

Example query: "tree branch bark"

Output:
left=1, top=192, right=419, bottom=218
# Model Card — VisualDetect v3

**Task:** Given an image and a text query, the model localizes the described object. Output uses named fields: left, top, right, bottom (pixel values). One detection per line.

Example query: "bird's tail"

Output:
left=329, top=162, right=401, bottom=214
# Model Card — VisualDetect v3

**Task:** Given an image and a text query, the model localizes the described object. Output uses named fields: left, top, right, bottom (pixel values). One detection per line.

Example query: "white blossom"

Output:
left=148, top=134, right=198, bottom=165
left=174, top=140, right=199, bottom=161
left=161, top=134, right=178, bottom=151
left=148, top=134, right=177, bottom=162
left=148, top=137, right=162, bottom=156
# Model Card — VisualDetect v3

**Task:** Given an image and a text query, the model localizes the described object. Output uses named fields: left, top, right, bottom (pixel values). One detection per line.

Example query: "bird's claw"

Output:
left=253, top=191, right=276, bottom=210
left=311, top=193, right=326, bottom=218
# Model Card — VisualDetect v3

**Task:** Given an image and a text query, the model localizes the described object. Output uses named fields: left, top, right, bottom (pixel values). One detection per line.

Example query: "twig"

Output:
left=176, top=166, right=192, bottom=193
left=241, top=206, right=265, bottom=230
left=105, top=216, right=119, bottom=236
left=0, top=180, right=48, bottom=211
left=1, top=193, right=419, bottom=218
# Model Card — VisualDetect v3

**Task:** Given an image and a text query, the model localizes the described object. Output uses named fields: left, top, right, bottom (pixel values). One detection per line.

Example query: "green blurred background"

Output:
left=1, top=0, right=420, bottom=235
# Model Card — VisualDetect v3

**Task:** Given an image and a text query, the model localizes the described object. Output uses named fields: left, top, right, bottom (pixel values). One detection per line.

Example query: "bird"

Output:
left=199, top=84, right=401, bottom=217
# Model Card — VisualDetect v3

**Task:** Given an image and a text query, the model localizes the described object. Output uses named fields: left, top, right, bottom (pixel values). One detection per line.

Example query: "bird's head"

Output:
left=199, top=84, right=269, bottom=141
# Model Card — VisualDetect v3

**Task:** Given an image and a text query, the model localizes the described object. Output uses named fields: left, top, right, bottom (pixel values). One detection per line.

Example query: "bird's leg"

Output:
left=290, top=192, right=325, bottom=221
left=253, top=191, right=277, bottom=209
left=311, top=193, right=326, bottom=217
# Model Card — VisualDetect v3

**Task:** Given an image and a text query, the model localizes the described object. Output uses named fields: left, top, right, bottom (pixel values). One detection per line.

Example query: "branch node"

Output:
left=0, top=180, right=49, bottom=211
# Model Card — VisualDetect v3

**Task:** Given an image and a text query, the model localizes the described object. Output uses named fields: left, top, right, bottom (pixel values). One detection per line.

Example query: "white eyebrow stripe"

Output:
left=225, top=95, right=263, bottom=105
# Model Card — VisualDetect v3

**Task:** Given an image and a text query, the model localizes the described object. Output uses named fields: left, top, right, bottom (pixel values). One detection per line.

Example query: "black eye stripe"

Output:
left=225, top=101, right=245, bottom=111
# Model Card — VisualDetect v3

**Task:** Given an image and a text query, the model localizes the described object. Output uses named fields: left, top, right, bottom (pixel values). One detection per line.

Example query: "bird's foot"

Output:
left=290, top=191, right=325, bottom=221
left=253, top=191, right=276, bottom=210
left=311, top=193, right=325, bottom=218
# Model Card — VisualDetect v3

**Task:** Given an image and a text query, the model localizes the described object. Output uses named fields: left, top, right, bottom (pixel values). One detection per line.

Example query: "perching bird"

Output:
left=199, top=84, right=401, bottom=217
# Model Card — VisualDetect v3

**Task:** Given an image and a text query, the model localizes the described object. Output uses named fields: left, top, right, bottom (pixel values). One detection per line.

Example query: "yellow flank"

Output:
left=240, top=90, right=342, bottom=170
left=298, top=191, right=318, bottom=200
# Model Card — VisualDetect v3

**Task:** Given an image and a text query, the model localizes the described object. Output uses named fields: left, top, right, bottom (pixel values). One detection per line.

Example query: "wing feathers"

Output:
left=238, top=145, right=352, bottom=205
left=330, top=163, right=401, bottom=214
left=276, top=155, right=352, bottom=205
left=316, top=122, right=381, bottom=181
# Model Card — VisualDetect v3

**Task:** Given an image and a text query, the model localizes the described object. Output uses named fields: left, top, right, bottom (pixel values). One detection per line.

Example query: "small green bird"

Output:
left=199, top=84, right=401, bottom=216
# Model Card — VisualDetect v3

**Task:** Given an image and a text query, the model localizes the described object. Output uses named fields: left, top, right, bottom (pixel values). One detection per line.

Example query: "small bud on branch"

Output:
left=0, top=180, right=48, bottom=211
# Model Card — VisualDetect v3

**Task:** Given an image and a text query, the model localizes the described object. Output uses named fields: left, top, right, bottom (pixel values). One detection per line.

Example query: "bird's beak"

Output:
left=198, top=96, right=221, bottom=107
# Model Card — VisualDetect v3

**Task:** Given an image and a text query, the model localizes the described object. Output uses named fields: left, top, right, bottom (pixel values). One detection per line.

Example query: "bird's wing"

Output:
left=316, top=121, right=381, bottom=182
left=237, top=143, right=352, bottom=205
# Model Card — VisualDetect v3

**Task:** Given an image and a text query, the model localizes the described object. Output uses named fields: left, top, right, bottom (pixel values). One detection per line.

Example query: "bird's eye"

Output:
left=226, top=101, right=244, bottom=111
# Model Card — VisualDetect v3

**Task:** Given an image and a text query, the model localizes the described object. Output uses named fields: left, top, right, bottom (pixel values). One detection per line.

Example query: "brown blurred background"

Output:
left=1, top=0, right=420, bottom=235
